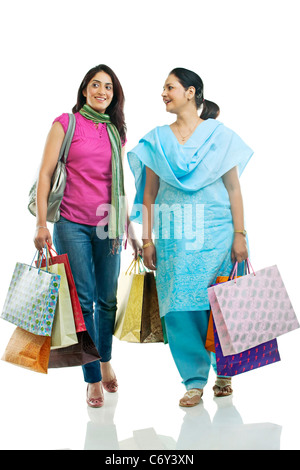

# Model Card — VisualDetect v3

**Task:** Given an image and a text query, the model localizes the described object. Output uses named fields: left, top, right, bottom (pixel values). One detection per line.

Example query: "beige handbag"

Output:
left=28, top=113, right=76, bottom=223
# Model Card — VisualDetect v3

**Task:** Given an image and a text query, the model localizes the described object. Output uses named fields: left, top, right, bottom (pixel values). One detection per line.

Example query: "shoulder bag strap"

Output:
left=58, top=113, right=76, bottom=164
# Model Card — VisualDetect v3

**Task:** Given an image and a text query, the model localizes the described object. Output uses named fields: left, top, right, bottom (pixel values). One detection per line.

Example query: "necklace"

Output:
left=175, top=119, right=200, bottom=142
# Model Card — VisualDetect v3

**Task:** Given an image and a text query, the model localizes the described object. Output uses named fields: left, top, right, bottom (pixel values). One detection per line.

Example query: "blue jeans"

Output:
left=53, top=216, right=121, bottom=384
left=164, top=310, right=222, bottom=390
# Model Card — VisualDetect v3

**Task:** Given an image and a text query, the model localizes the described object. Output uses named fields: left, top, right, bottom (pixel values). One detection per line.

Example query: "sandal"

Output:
left=179, top=389, right=203, bottom=407
left=213, top=377, right=233, bottom=397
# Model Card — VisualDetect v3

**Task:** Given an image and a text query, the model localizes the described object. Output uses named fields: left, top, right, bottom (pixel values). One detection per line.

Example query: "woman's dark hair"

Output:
left=72, top=64, right=127, bottom=142
left=169, top=67, right=220, bottom=120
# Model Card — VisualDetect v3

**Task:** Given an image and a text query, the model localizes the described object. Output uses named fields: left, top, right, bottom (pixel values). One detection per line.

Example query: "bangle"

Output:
left=142, top=242, right=154, bottom=249
left=234, top=229, right=247, bottom=236
left=36, top=225, right=48, bottom=230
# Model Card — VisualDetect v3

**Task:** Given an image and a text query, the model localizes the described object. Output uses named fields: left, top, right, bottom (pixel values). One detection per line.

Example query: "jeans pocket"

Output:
left=56, top=215, right=70, bottom=225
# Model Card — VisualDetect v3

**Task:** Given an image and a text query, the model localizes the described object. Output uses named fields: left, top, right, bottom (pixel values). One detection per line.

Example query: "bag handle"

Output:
left=246, top=258, right=256, bottom=275
left=37, top=243, right=55, bottom=266
left=45, top=242, right=58, bottom=262
left=230, top=258, right=256, bottom=283
left=230, top=262, right=239, bottom=281
left=137, top=255, right=150, bottom=273
left=58, top=114, right=76, bottom=165
left=125, top=258, right=136, bottom=275
left=31, top=245, right=49, bottom=273
left=125, top=255, right=149, bottom=275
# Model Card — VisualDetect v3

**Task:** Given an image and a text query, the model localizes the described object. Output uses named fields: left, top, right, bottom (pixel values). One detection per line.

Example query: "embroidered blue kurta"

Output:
left=128, top=119, right=253, bottom=317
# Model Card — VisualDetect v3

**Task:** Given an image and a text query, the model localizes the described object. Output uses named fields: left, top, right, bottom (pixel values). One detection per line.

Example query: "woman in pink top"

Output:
left=34, top=64, right=140, bottom=408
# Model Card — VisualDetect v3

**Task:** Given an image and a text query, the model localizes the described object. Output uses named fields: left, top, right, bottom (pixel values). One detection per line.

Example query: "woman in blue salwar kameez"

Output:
left=128, top=68, right=253, bottom=407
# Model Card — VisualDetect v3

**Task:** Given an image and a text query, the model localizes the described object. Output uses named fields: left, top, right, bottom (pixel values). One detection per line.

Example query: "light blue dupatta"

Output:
left=128, top=119, right=253, bottom=223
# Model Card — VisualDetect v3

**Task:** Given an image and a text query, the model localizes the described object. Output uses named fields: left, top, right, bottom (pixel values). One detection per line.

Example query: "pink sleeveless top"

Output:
left=53, top=112, right=125, bottom=226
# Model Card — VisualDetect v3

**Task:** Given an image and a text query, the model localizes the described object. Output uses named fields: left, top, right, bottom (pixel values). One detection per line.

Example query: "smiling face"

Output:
left=82, top=70, right=114, bottom=113
left=162, top=74, right=195, bottom=114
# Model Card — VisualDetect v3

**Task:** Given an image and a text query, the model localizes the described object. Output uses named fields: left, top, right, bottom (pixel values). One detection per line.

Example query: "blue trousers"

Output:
left=53, top=216, right=121, bottom=384
left=164, top=310, right=222, bottom=390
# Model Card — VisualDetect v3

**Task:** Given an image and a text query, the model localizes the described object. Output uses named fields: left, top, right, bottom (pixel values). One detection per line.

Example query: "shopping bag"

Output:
left=38, top=244, right=101, bottom=367
left=1, top=249, right=61, bottom=336
left=140, top=270, right=164, bottom=343
left=205, top=311, right=215, bottom=353
left=213, top=319, right=281, bottom=377
left=2, top=327, right=51, bottom=374
left=206, top=274, right=243, bottom=353
left=208, top=259, right=299, bottom=355
left=39, top=243, right=86, bottom=332
left=114, top=258, right=164, bottom=343
left=43, top=263, right=78, bottom=349
left=48, top=331, right=100, bottom=368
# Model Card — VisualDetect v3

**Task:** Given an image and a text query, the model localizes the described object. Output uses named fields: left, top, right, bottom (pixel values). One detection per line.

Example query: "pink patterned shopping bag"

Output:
left=207, top=260, right=299, bottom=355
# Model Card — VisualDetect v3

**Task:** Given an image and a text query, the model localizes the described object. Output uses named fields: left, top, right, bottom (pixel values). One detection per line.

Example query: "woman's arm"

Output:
left=33, top=122, right=65, bottom=251
left=142, top=166, right=159, bottom=270
left=121, top=146, right=142, bottom=259
left=222, top=166, right=248, bottom=263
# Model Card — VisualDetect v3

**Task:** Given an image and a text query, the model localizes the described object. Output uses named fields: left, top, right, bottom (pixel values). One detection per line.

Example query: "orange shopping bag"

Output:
left=205, top=275, right=240, bottom=353
left=2, top=327, right=51, bottom=374
left=205, top=311, right=215, bottom=352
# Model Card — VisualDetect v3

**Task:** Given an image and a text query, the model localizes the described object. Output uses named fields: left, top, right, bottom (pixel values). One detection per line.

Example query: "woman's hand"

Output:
left=231, top=234, right=248, bottom=263
left=128, top=235, right=142, bottom=260
left=34, top=227, right=52, bottom=253
left=143, top=244, right=157, bottom=270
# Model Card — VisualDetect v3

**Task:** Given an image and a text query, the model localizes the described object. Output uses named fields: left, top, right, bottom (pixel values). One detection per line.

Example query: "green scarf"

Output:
left=79, top=104, right=126, bottom=243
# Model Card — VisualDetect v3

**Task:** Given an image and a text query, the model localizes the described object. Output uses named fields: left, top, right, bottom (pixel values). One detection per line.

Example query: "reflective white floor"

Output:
left=0, top=321, right=299, bottom=451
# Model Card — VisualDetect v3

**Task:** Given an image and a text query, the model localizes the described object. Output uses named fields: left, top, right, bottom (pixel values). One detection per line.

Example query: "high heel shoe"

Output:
left=86, top=383, right=104, bottom=408
left=102, top=376, right=118, bottom=393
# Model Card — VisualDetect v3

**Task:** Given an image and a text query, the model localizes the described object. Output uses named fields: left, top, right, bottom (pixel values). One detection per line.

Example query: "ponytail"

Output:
left=200, top=99, right=220, bottom=120
left=169, top=67, right=220, bottom=120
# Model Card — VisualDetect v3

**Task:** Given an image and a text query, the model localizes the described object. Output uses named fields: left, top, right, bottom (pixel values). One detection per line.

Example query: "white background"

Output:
left=0, top=0, right=299, bottom=450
